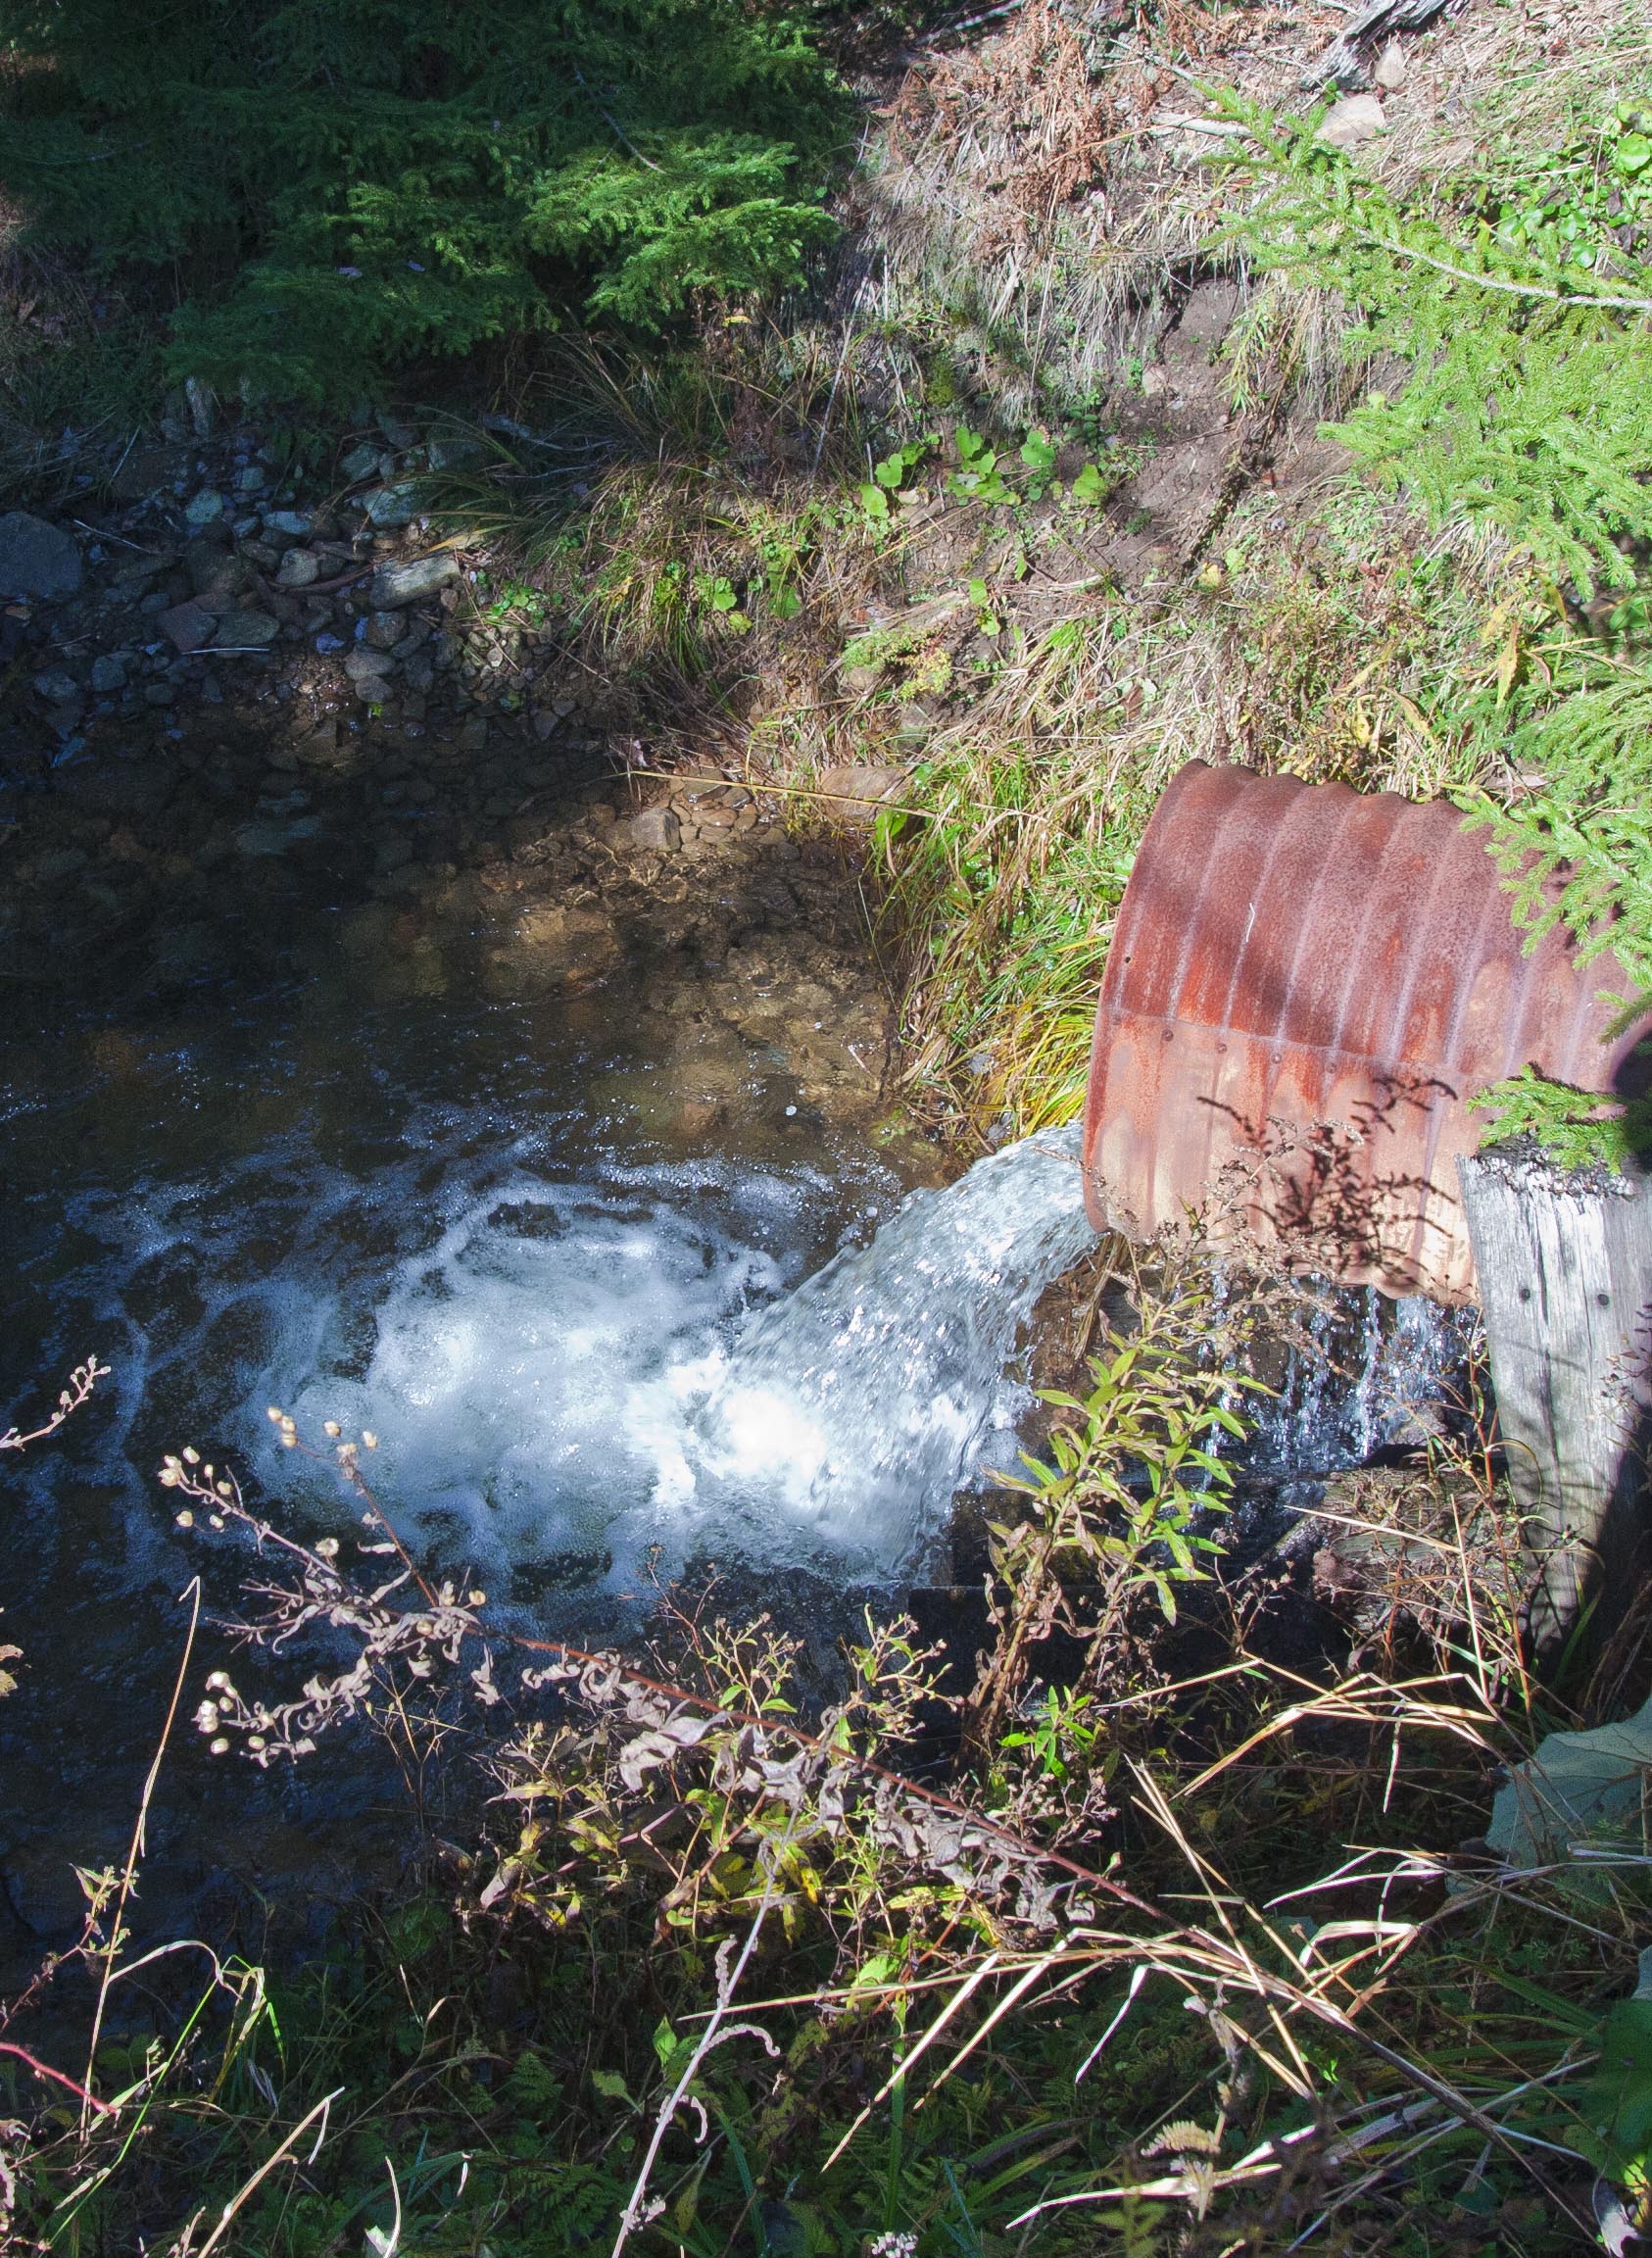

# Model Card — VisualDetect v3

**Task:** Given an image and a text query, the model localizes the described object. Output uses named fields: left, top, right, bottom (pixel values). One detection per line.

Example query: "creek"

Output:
left=0, top=836, right=1466, bottom=1978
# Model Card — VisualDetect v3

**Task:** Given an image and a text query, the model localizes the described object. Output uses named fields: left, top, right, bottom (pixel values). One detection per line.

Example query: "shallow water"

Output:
left=2, top=887, right=1105, bottom=1961
left=0, top=859, right=1472, bottom=1970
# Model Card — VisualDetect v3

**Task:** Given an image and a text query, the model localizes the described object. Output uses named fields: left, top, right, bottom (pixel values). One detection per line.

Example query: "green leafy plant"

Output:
left=1016, top=427, right=1057, bottom=499
left=1469, top=1060, right=1652, bottom=1172
left=479, top=573, right=552, bottom=627
left=857, top=435, right=934, bottom=523
left=693, top=567, right=751, bottom=631
left=966, top=1281, right=1260, bottom=1753
left=1488, top=105, right=1652, bottom=277
left=0, top=0, right=850, bottom=409
left=947, top=425, right=1015, bottom=506
left=966, top=575, right=1000, bottom=637
left=1219, top=96, right=1652, bottom=600
left=1217, top=88, right=1652, bottom=1164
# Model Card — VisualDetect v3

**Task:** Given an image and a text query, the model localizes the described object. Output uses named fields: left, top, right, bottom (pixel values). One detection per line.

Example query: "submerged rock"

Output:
left=615, top=804, right=681, bottom=853
left=214, top=609, right=280, bottom=649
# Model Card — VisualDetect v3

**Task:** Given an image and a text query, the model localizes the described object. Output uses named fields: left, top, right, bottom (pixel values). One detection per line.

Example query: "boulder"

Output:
left=0, top=511, right=81, bottom=600
left=364, top=482, right=419, bottom=528
left=275, top=548, right=320, bottom=589
left=340, top=442, right=386, bottom=482
left=214, top=610, right=280, bottom=649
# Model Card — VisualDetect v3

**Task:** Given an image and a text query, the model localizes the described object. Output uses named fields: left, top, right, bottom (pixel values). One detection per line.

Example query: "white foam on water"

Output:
left=40, top=1108, right=1097, bottom=1602
left=639, top=1123, right=1099, bottom=1570
left=271, top=1123, right=1099, bottom=1589
left=37, top=1076, right=1471, bottom=1618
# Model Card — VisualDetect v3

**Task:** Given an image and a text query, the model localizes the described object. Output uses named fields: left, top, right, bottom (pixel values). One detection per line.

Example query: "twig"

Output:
left=1362, top=228, right=1652, bottom=315
left=0, top=2043, right=113, bottom=2115
left=80, top=1579, right=201, bottom=2130
left=610, top=1847, right=788, bottom=2258
left=2, top=1356, right=110, bottom=1453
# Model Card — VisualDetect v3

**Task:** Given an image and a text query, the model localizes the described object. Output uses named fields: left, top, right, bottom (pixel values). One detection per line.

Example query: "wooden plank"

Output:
left=1458, top=1154, right=1652, bottom=1648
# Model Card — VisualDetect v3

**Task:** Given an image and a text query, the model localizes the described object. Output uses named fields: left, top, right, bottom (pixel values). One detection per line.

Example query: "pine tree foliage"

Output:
left=0, top=0, right=849, bottom=406
left=1220, top=92, right=1652, bottom=1163
left=1220, top=101, right=1652, bottom=597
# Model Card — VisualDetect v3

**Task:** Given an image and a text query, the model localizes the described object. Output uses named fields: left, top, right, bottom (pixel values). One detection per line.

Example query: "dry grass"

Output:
left=869, top=482, right=1530, bottom=1142
left=859, top=0, right=1330, bottom=426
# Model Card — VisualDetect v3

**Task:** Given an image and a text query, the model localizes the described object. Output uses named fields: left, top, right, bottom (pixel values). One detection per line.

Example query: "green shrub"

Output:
left=0, top=0, right=850, bottom=409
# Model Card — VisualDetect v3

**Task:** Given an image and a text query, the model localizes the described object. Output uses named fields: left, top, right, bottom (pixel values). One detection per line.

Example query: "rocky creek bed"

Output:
left=1, top=422, right=929, bottom=1149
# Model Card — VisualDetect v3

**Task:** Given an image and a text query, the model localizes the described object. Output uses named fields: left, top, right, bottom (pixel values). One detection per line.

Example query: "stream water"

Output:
left=0, top=885, right=1110, bottom=1964
left=1, top=886, right=1467, bottom=1971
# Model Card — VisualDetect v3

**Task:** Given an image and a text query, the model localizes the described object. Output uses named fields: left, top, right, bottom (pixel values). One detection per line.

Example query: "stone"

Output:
left=235, top=464, right=267, bottom=492
left=425, top=436, right=484, bottom=471
left=345, top=645, right=394, bottom=683
left=292, top=718, right=337, bottom=760
left=90, top=652, right=128, bottom=694
left=340, top=442, right=385, bottom=482
left=364, top=482, right=419, bottom=528
left=616, top=804, right=681, bottom=854
left=1315, top=94, right=1386, bottom=152
left=184, top=487, right=226, bottom=526
left=1372, top=36, right=1406, bottom=89
left=458, top=716, right=488, bottom=754
left=364, top=610, right=403, bottom=650
left=214, top=609, right=280, bottom=649
left=233, top=820, right=298, bottom=857
left=815, top=764, right=907, bottom=822
left=390, top=624, right=427, bottom=662
left=374, top=833, right=414, bottom=870
left=190, top=559, right=247, bottom=610
left=32, top=667, right=80, bottom=704
left=275, top=548, right=320, bottom=589
left=0, top=511, right=81, bottom=599
left=263, top=509, right=315, bottom=539
left=369, top=553, right=460, bottom=608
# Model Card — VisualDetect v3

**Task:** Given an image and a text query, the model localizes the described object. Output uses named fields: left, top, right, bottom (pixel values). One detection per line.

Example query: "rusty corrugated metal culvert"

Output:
left=1081, top=761, right=1651, bottom=1301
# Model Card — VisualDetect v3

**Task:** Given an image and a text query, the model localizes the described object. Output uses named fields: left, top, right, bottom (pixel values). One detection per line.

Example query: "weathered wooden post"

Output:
left=1458, top=1154, right=1652, bottom=1649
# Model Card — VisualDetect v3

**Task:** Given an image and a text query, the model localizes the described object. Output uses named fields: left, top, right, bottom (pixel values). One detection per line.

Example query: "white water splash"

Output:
left=632, top=1122, right=1098, bottom=1572
left=1246, top=1285, right=1476, bottom=1487
left=276, top=1123, right=1096, bottom=1589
